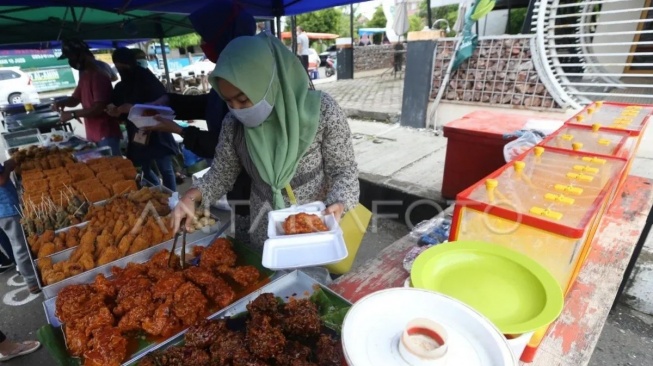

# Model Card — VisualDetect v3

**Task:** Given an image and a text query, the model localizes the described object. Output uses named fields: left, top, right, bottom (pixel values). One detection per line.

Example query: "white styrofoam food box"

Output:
left=262, top=232, right=348, bottom=270
left=128, top=104, right=175, bottom=128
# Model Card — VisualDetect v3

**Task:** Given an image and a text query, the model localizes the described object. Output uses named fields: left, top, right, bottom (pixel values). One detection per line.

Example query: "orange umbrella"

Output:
left=281, top=32, right=339, bottom=40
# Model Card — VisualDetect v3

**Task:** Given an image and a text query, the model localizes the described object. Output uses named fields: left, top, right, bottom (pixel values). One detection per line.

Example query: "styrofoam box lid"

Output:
left=262, top=232, right=348, bottom=270
left=128, top=104, right=175, bottom=128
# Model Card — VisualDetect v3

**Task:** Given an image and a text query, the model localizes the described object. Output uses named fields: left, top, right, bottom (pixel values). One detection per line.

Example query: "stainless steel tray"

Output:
left=125, top=270, right=349, bottom=366
left=43, top=232, right=232, bottom=327
left=72, top=146, right=113, bottom=161
left=39, top=209, right=231, bottom=299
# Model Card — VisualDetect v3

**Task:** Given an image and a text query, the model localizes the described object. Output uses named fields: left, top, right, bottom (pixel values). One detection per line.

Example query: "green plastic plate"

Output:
left=410, top=241, right=564, bottom=335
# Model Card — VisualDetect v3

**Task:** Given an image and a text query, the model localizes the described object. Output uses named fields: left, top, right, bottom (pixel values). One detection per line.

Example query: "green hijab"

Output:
left=210, top=33, right=322, bottom=209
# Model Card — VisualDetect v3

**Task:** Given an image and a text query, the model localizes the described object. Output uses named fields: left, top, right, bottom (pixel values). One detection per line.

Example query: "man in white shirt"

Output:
left=296, top=26, right=310, bottom=71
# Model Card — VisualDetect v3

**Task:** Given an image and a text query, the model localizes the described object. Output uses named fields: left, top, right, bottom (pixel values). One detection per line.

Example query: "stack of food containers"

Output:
left=450, top=147, right=626, bottom=291
left=566, top=102, right=652, bottom=196
left=448, top=101, right=650, bottom=362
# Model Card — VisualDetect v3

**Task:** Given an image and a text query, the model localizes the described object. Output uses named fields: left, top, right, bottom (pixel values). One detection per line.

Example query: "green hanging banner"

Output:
left=451, top=0, right=496, bottom=70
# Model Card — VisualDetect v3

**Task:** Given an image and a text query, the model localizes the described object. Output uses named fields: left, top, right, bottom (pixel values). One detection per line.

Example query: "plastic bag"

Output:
left=503, top=130, right=545, bottom=162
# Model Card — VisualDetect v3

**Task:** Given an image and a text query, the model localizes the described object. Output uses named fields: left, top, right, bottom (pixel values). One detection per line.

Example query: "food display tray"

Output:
left=2, top=128, right=43, bottom=148
left=37, top=209, right=231, bottom=299
left=125, top=270, right=351, bottom=365
left=39, top=234, right=278, bottom=366
left=28, top=183, right=178, bottom=270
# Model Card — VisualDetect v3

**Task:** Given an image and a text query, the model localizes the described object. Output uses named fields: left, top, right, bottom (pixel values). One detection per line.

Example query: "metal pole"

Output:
left=276, top=17, right=282, bottom=38
left=291, top=16, right=298, bottom=55
left=427, top=0, right=432, bottom=29
left=350, top=3, right=355, bottom=79
left=156, top=22, right=172, bottom=90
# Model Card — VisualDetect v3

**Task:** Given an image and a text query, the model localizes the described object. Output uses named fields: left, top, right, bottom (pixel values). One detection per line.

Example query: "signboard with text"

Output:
left=28, top=67, right=77, bottom=92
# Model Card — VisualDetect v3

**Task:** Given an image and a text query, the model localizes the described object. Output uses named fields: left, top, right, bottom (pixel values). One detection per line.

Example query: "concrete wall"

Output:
left=592, top=0, right=646, bottom=74
left=354, top=45, right=395, bottom=72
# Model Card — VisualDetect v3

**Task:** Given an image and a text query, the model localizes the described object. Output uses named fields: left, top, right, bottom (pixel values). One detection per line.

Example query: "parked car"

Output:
left=176, top=57, right=216, bottom=78
left=319, top=45, right=337, bottom=66
left=0, top=67, right=40, bottom=105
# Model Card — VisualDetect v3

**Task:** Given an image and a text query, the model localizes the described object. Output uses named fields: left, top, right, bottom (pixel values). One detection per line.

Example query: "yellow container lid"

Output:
left=459, top=148, right=626, bottom=238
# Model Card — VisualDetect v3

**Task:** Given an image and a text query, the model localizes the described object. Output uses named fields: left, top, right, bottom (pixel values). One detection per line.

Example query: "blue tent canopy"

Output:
left=358, top=28, right=386, bottom=36
left=1, top=1, right=373, bottom=17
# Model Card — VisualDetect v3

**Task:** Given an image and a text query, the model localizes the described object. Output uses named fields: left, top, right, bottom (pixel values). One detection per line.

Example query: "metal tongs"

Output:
left=168, top=218, right=187, bottom=268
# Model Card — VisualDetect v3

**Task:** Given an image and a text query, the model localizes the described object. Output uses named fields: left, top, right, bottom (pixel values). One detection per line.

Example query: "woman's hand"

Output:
left=324, top=203, right=345, bottom=221
left=142, top=116, right=184, bottom=134
left=171, top=196, right=197, bottom=233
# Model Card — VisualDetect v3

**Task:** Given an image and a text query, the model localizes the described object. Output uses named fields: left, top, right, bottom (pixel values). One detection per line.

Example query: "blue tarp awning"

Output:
left=358, top=28, right=386, bottom=36
left=0, top=1, right=373, bottom=17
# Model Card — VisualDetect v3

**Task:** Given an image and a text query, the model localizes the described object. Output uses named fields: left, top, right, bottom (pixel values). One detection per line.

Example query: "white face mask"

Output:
left=136, top=59, right=149, bottom=69
left=229, top=67, right=275, bottom=128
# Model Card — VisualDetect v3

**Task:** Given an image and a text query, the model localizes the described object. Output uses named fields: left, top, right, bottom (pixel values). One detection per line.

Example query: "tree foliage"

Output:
left=506, top=7, right=528, bottom=34
left=166, top=33, right=201, bottom=48
left=296, top=8, right=342, bottom=35
left=409, top=14, right=424, bottom=32
left=418, top=0, right=459, bottom=31
left=366, top=6, right=387, bottom=28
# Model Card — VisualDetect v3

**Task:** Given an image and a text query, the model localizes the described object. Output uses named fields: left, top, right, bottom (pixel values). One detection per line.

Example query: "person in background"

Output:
left=393, top=41, right=405, bottom=72
left=132, top=48, right=186, bottom=185
left=106, top=48, right=178, bottom=192
left=52, top=39, right=122, bottom=156
left=0, top=331, right=40, bottom=362
left=296, top=26, right=310, bottom=72
left=0, top=159, right=39, bottom=294
left=172, top=33, right=360, bottom=250
left=145, top=0, right=255, bottom=215
left=0, top=231, right=15, bottom=273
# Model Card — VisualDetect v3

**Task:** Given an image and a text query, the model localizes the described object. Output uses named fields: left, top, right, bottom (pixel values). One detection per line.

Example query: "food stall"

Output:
left=0, top=92, right=647, bottom=366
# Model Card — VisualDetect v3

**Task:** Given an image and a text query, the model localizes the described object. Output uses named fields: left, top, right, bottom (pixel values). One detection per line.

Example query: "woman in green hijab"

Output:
left=173, top=33, right=359, bottom=249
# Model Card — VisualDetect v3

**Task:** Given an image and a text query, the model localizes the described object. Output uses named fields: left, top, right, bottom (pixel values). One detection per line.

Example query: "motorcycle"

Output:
left=325, top=55, right=336, bottom=77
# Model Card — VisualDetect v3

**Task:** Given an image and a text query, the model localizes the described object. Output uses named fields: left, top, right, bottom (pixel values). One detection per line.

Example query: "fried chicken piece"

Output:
left=63, top=261, right=84, bottom=278
left=117, top=234, right=136, bottom=256
left=246, top=315, right=286, bottom=360
left=83, top=326, right=128, bottom=366
left=111, top=262, right=148, bottom=287
left=95, top=234, right=115, bottom=258
left=283, top=213, right=328, bottom=235
left=55, top=285, right=100, bottom=322
left=78, top=252, right=95, bottom=271
left=152, top=272, right=186, bottom=301
left=184, top=267, right=235, bottom=309
left=159, top=346, right=211, bottom=366
left=128, top=233, right=151, bottom=255
left=118, top=305, right=152, bottom=333
left=315, top=334, right=343, bottom=366
left=37, top=257, right=53, bottom=272
left=217, top=265, right=261, bottom=287
left=113, top=279, right=152, bottom=318
left=97, top=246, right=121, bottom=267
left=199, top=238, right=237, bottom=270
left=63, top=323, right=88, bottom=357
left=281, top=298, right=321, bottom=338
left=276, top=341, right=313, bottom=366
left=94, top=273, right=117, bottom=299
left=43, top=270, right=65, bottom=285
left=37, top=242, right=55, bottom=258
left=232, top=349, right=269, bottom=366
left=246, top=293, right=281, bottom=321
left=186, top=319, right=228, bottom=348
left=209, top=330, right=246, bottom=366
left=68, top=306, right=115, bottom=338
left=53, top=237, right=66, bottom=252
left=148, top=249, right=179, bottom=271
left=40, top=229, right=56, bottom=244
left=141, top=300, right=182, bottom=338
left=65, top=234, right=79, bottom=248
left=172, top=282, right=209, bottom=327
left=148, top=266, right=177, bottom=282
